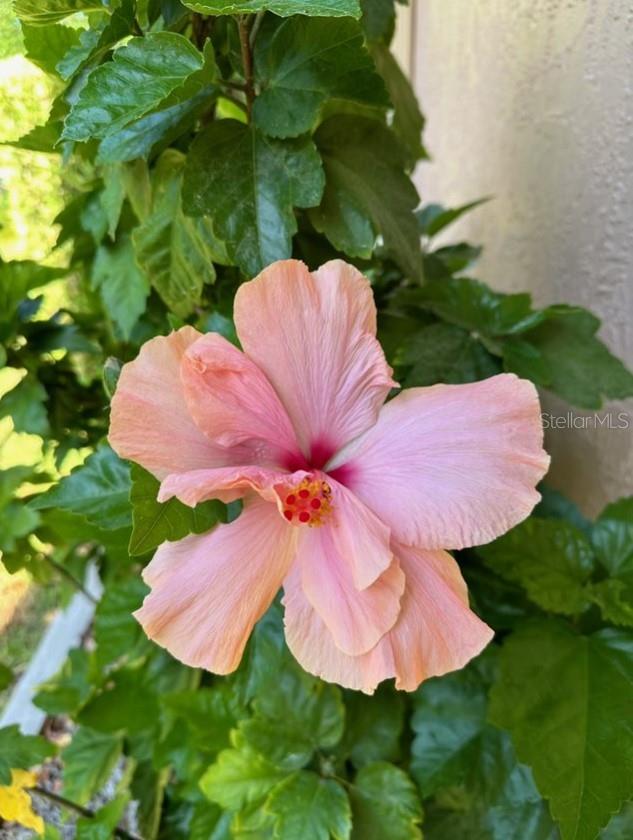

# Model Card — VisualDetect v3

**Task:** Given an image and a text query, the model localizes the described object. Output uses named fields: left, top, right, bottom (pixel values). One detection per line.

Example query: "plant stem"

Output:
left=33, top=787, right=140, bottom=840
left=42, top=555, right=98, bottom=605
left=238, top=16, right=255, bottom=119
left=249, top=10, right=264, bottom=47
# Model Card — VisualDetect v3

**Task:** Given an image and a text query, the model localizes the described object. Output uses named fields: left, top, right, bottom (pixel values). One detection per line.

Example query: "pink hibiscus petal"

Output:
left=283, top=543, right=493, bottom=694
left=330, top=374, right=550, bottom=550
left=135, top=498, right=297, bottom=673
left=234, top=259, right=396, bottom=466
left=181, top=332, right=304, bottom=469
left=297, top=524, right=404, bottom=656
left=158, top=466, right=310, bottom=506
left=109, top=327, right=235, bottom=479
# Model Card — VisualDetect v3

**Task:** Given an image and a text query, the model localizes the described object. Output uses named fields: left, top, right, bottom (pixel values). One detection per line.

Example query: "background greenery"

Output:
left=1, top=1, right=633, bottom=838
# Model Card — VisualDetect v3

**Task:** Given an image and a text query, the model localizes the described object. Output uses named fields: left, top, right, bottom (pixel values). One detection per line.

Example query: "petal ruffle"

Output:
left=181, top=332, right=304, bottom=469
left=109, top=327, right=232, bottom=479
left=135, top=498, right=297, bottom=673
left=296, top=523, right=404, bottom=656
left=330, top=374, right=550, bottom=550
left=234, top=259, right=396, bottom=465
left=158, top=466, right=309, bottom=506
left=283, top=543, right=493, bottom=694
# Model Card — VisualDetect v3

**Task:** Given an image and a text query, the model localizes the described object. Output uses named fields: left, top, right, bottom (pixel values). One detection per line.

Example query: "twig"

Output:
left=41, top=555, right=98, bottom=605
left=238, top=16, right=255, bottom=118
left=249, top=10, right=265, bottom=47
left=33, top=787, right=140, bottom=840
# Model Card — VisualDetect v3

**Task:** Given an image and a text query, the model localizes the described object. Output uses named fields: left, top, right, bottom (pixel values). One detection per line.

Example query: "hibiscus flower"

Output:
left=109, top=260, right=549, bottom=693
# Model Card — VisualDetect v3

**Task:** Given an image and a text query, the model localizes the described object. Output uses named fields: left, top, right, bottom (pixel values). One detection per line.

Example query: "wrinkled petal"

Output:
left=234, top=259, right=396, bottom=466
left=283, top=543, right=493, bottom=694
left=159, top=466, right=309, bottom=506
left=135, top=498, right=297, bottom=673
left=181, top=332, right=304, bottom=469
left=296, top=523, right=404, bottom=656
left=330, top=374, right=550, bottom=550
left=109, top=327, right=235, bottom=479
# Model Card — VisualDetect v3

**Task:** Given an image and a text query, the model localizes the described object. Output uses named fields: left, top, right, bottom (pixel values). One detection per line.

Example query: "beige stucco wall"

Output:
left=408, top=0, right=633, bottom=516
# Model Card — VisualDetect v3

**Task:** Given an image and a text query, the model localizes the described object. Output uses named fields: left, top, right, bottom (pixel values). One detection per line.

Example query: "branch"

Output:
left=238, top=16, right=255, bottom=118
left=42, top=555, right=98, bottom=605
left=33, top=787, right=140, bottom=840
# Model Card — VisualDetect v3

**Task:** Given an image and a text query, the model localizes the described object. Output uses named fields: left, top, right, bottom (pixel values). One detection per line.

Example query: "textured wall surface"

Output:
left=411, top=0, right=633, bottom=515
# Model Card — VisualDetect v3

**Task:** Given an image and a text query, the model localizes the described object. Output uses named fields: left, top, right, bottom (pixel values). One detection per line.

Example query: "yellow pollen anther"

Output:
left=282, top=478, right=332, bottom=527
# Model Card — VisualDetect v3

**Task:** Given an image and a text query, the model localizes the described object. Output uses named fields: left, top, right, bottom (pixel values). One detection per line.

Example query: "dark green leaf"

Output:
left=56, top=0, right=135, bottom=81
left=339, top=686, right=404, bottom=767
left=91, top=237, right=150, bottom=340
left=93, top=578, right=151, bottom=666
left=310, top=115, right=421, bottom=280
left=360, top=0, right=396, bottom=42
left=253, top=17, right=388, bottom=138
left=478, top=518, right=595, bottom=616
left=418, top=198, right=490, bottom=237
left=182, top=0, right=360, bottom=16
left=31, top=444, right=132, bottom=531
left=129, top=464, right=225, bottom=556
left=396, top=322, right=500, bottom=386
left=133, top=150, right=219, bottom=318
left=0, top=662, right=13, bottom=691
left=490, top=620, right=633, bottom=840
left=350, top=762, right=422, bottom=840
left=589, top=497, right=633, bottom=626
left=267, top=771, right=351, bottom=840
left=0, top=725, right=55, bottom=784
left=62, top=726, right=123, bottom=805
left=183, top=120, right=324, bottom=275
left=78, top=667, right=160, bottom=734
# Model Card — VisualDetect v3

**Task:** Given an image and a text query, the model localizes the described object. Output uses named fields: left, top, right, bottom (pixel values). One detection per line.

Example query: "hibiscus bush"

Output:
left=2, top=1, right=633, bottom=839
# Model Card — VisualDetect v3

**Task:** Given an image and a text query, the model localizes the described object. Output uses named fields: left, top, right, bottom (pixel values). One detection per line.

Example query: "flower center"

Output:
left=282, top=477, right=332, bottom=527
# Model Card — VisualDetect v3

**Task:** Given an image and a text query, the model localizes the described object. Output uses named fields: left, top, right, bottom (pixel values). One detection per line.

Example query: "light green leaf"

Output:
left=0, top=725, right=55, bottom=784
left=370, top=42, right=426, bottom=166
left=75, top=793, right=129, bottom=840
left=267, top=771, right=351, bottom=840
left=21, top=22, right=81, bottom=75
left=129, top=464, right=225, bottom=556
left=94, top=578, right=151, bottom=666
left=183, top=120, right=324, bottom=275
left=0, top=374, right=49, bottom=435
left=396, top=322, right=500, bottom=386
left=30, top=444, right=132, bottom=530
left=34, top=649, right=94, bottom=716
left=132, top=151, right=219, bottom=318
left=200, top=735, right=288, bottom=812
left=182, top=0, right=360, bottom=17
left=13, top=0, right=106, bottom=24
left=63, top=32, right=206, bottom=142
left=92, top=237, right=149, bottom=340
left=253, top=17, right=388, bottom=138
left=100, top=165, right=126, bottom=240
left=489, top=620, right=633, bottom=840
left=310, top=115, right=421, bottom=280
left=478, top=518, right=595, bottom=616
left=350, top=762, right=422, bottom=840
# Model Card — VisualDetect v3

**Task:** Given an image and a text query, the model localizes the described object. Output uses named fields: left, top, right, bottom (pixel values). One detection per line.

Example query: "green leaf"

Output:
left=504, top=306, right=633, bottom=409
left=129, top=464, right=225, bottom=556
left=396, top=322, right=500, bottom=386
left=589, top=497, right=633, bottom=626
left=490, top=620, right=633, bottom=840
left=0, top=261, right=65, bottom=330
left=339, top=686, right=404, bottom=767
left=418, top=198, right=490, bottom=238
left=75, top=793, right=130, bottom=840
left=56, top=0, right=135, bottom=80
left=21, top=22, right=81, bottom=76
left=13, top=0, right=105, bottom=24
left=601, top=802, right=633, bottom=840
left=370, top=42, right=426, bottom=166
left=183, top=120, right=324, bottom=275
left=253, top=17, right=388, bottom=138
left=360, top=0, right=396, bottom=42
left=267, top=771, right=351, bottom=840
left=478, top=518, right=595, bottom=616
left=0, top=662, right=13, bottom=691
left=0, top=374, right=49, bottom=435
left=91, top=237, right=150, bottom=340
left=133, top=151, right=218, bottom=318
left=310, top=116, right=421, bottom=280
left=78, top=667, right=160, bottom=735
left=350, top=762, right=422, bottom=840
left=94, top=578, right=151, bottom=666
left=62, top=32, right=206, bottom=142
left=62, top=726, right=123, bottom=805
left=34, top=649, right=94, bottom=716
left=165, top=686, right=240, bottom=753
left=0, top=725, right=55, bottom=784
left=182, top=0, right=360, bottom=16
left=200, top=735, right=288, bottom=812
left=31, top=444, right=132, bottom=531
